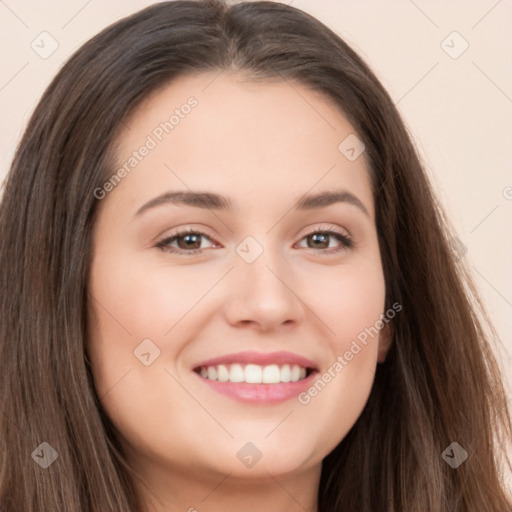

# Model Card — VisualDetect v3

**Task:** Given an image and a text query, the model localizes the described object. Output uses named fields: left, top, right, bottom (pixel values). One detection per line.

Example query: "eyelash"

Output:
left=155, top=225, right=354, bottom=256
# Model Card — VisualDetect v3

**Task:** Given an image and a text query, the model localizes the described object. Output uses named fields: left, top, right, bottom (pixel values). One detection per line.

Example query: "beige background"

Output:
left=1, top=1, right=511, bottom=406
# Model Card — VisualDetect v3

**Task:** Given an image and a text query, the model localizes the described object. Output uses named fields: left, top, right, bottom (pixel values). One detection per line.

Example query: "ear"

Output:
left=377, top=321, right=393, bottom=363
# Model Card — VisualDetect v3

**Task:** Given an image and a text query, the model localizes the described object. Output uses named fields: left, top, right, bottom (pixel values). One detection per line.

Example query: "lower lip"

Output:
left=194, top=371, right=318, bottom=404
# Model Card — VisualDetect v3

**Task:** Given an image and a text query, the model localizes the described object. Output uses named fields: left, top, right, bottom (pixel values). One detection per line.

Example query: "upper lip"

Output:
left=193, top=351, right=318, bottom=370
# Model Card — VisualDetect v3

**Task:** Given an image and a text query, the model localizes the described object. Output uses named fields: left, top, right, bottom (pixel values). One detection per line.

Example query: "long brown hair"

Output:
left=0, top=1, right=510, bottom=510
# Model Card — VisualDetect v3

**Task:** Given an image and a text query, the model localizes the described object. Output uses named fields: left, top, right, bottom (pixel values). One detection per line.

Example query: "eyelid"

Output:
left=296, top=223, right=351, bottom=240
left=155, top=224, right=217, bottom=243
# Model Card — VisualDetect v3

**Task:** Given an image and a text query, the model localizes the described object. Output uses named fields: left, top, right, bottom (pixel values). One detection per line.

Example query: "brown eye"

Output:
left=307, top=232, right=331, bottom=249
left=156, top=228, right=216, bottom=255
left=175, top=232, right=203, bottom=250
left=297, top=229, right=353, bottom=254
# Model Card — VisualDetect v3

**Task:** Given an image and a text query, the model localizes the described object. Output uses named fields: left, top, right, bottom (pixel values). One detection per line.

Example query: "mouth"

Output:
left=192, top=351, right=319, bottom=403
left=194, top=363, right=315, bottom=384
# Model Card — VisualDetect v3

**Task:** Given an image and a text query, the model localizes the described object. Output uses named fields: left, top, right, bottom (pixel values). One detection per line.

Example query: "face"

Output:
left=87, top=71, right=392, bottom=492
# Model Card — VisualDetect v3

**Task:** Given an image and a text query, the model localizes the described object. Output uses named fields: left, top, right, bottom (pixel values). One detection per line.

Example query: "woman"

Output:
left=0, top=1, right=510, bottom=510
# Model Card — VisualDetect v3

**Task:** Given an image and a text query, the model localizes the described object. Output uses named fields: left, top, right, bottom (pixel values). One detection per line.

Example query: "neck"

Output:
left=132, top=460, right=321, bottom=512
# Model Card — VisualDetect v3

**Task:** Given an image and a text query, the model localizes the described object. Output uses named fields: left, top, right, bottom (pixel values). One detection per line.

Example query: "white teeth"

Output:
left=229, top=363, right=245, bottom=382
left=217, top=364, right=229, bottom=382
left=207, top=366, right=217, bottom=381
left=245, top=364, right=262, bottom=383
left=198, top=363, right=310, bottom=384
left=280, top=364, right=291, bottom=383
left=262, top=364, right=280, bottom=384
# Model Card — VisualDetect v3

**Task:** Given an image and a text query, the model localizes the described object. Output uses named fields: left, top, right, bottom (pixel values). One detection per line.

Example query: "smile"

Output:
left=192, top=351, right=319, bottom=403
left=195, top=363, right=311, bottom=384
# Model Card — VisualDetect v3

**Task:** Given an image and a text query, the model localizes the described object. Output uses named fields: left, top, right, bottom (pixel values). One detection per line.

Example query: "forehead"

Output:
left=109, top=71, right=374, bottom=219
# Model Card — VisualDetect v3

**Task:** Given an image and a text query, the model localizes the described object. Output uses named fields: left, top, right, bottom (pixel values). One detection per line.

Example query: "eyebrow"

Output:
left=134, top=189, right=370, bottom=217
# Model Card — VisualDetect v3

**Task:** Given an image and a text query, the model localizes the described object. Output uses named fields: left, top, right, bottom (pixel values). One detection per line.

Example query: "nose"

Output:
left=222, top=244, right=306, bottom=332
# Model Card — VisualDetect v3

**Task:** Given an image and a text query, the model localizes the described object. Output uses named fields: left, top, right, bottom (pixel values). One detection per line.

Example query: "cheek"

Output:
left=86, top=255, right=194, bottom=452
left=304, top=257, right=386, bottom=348
left=86, top=252, right=220, bottom=398
left=292, top=257, right=385, bottom=444
left=87, top=251, right=216, bottom=359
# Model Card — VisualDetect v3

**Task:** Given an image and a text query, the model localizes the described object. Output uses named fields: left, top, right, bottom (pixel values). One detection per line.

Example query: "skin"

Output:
left=87, top=71, right=392, bottom=512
